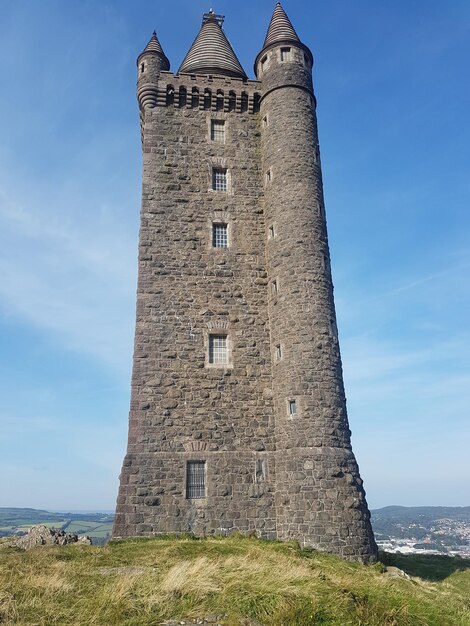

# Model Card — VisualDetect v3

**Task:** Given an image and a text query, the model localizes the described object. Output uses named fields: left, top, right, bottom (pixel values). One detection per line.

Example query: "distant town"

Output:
left=2, top=505, right=469, bottom=557
left=371, top=506, right=470, bottom=557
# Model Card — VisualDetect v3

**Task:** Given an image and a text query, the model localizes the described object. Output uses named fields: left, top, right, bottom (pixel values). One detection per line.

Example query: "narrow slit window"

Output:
left=271, top=279, right=278, bottom=295
left=186, top=461, right=206, bottom=499
left=212, top=168, right=227, bottom=192
left=262, top=115, right=268, bottom=128
left=211, top=120, right=225, bottom=143
left=268, top=224, right=275, bottom=239
left=288, top=399, right=297, bottom=416
left=209, top=334, right=228, bottom=365
left=140, top=62, right=145, bottom=73
left=261, top=55, right=267, bottom=71
left=212, top=223, right=228, bottom=248
left=276, top=344, right=282, bottom=360
left=281, top=47, right=292, bottom=62
left=266, top=169, right=272, bottom=184
left=255, top=459, right=266, bottom=483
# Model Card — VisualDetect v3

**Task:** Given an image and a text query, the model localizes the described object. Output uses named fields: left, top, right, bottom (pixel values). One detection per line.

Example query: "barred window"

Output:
left=212, top=223, right=228, bottom=248
left=281, top=47, right=292, bottom=62
left=212, top=168, right=227, bottom=192
left=211, top=120, right=225, bottom=143
left=288, top=399, right=297, bottom=416
left=209, top=334, right=228, bottom=365
left=186, top=461, right=206, bottom=499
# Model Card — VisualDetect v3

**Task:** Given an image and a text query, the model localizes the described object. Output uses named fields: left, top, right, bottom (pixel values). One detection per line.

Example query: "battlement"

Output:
left=149, top=72, right=261, bottom=113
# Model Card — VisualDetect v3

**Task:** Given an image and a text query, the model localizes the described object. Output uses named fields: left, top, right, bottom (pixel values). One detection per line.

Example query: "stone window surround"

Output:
left=212, top=222, right=229, bottom=248
left=209, top=117, right=226, bottom=144
left=207, top=210, right=231, bottom=251
left=186, top=460, right=206, bottom=499
left=267, top=222, right=277, bottom=240
left=204, top=321, right=233, bottom=369
left=280, top=46, right=292, bottom=62
left=287, top=397, right=298, bottom=417
left=184, top=457, right=208, bottom=504
left=254, top=457, right=267, bottom=483
left=208, top=158, right=233, bottom=195
left=270, top=277, right=279, bottom=298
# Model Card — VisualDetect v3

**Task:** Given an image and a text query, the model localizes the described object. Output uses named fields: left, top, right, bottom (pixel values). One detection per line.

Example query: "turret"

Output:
left=137, top=31, right=170, bottom=110
left=257, top=3, right=377, bottom=561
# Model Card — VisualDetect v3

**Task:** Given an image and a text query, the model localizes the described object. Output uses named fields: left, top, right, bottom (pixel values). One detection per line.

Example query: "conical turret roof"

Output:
left=138, top=31, right=170, bottom=69
left=178, top=11, right=247, bottom=79
left=263, top=2, right=300, bottom=48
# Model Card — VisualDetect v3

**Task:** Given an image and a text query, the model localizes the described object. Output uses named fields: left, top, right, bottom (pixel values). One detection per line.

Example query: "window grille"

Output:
left=288, top=399, right=297, bottom=415
left=211, top=120, right=225, bottom=143
left=212, top=223, right=228, bottom=248
left=209, top=334, right=228, bottom=365
left=186, top=461, right=206, bottom=499
left=212, top=168, right=227, bottom=192
left=281, top=47, right=292, bottom=62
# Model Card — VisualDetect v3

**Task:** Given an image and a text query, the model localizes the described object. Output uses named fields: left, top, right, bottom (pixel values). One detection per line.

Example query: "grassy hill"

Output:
left=1, top=535, right=469, bottom=625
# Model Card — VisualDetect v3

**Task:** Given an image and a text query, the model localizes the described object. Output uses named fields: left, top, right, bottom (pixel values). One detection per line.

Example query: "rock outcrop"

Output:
left=13, top=525, right=92, bottom=550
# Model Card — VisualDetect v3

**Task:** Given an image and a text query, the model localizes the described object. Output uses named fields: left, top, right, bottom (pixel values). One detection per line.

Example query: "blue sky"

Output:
left=0, top=0, right=469, bottom=511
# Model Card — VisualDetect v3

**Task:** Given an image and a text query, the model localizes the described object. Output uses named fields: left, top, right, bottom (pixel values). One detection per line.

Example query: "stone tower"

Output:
left=114, top=3, right=377, bottom=563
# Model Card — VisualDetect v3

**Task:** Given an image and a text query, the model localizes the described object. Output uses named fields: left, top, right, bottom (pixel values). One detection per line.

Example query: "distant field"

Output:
left=0, top=508, right=114, bottom=544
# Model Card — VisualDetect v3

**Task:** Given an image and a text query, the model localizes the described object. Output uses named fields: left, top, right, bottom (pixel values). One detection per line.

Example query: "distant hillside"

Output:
left=371, top=506, right=470, bottom=555
left=0, top=508, right=114, bottom=545
left=0, top=534, right=469, bottom=625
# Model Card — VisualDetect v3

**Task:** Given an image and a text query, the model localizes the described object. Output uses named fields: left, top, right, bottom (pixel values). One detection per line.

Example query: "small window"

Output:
left=211, top=120, right=225, bottom=143
left=266, top=169, right=272, bottom=184
left=268, top=224, right=275, bottom=239
left=186, top=461, right=206, bottom=499
left=209, top=334, right=228, bottom=365
left=280, top=47, right=292, bottom=62
left=288, top=399, right=297, bottom=416
left=212, top=223, right=228, bottom=248
left=140, top=62, right=145, bottom=73
left=275, top=344, right=282, bottom=360
left=262, top=115, right=268, bottom=128
left=212, top=168, right=227, bottom=192
left=271, top=279, right=278, bottom=296
left=255, top=459, right=266, bottom=483
left=261, top=55, right=267, bottom=71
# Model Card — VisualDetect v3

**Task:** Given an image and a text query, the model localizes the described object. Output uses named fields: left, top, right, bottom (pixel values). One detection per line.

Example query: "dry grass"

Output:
left=0, top=535, right=469, bottom=625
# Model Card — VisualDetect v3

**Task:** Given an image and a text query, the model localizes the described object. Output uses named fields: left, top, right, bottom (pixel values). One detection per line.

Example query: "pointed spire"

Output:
left=178, top=12, right=247, bottom=79
left=138, top=31, right=170, bottom=70
left=263, top=3, right=300, bottom=48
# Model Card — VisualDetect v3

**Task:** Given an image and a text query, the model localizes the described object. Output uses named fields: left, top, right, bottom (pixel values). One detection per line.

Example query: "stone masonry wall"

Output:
left=114, top=73, right=277, bottom=538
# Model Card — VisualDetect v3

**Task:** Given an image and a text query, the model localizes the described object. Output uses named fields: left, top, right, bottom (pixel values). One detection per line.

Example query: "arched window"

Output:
left=240, top=91, right=248, bottom=113
left=228, top=91, right=236, bottom=112
left=204, top=89, right=212, bottom=110
left=179, top=86, right=187, bottom=108
left=166, top=85, right=174, bottom=107
left=191, top=87, right=199, bottom=108
left=216, top=90, right=224, bottom=111
left=253, top=92, right=261, bottom=113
